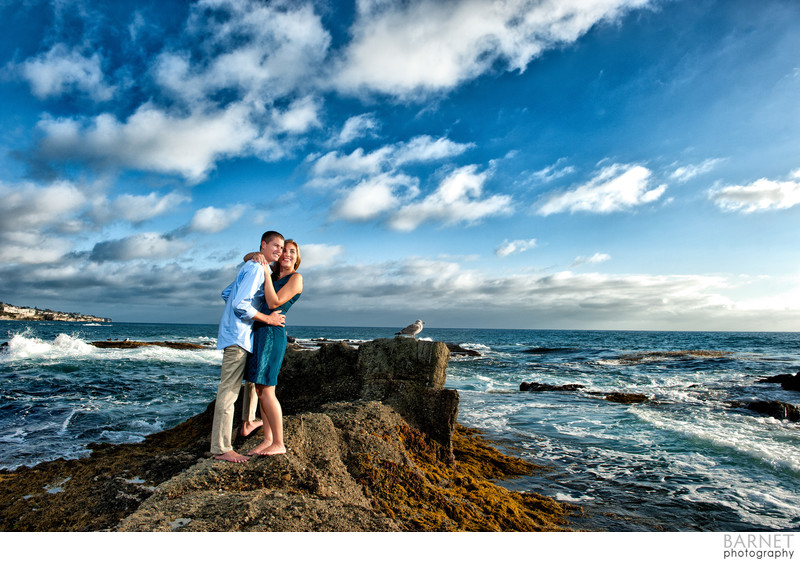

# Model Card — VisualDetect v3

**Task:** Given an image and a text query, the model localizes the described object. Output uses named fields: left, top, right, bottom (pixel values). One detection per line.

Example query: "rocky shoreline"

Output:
left=0, top=338, right=578, bottom=532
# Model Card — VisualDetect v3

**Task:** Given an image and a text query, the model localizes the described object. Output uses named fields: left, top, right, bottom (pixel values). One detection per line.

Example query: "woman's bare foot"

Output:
left=240, top=419, right=263, bottom=437
left=247, top=440, right=274, bottom=455
left=253, top=443, right=286, bottom=456
left=213, top=450, right=249, bottom=463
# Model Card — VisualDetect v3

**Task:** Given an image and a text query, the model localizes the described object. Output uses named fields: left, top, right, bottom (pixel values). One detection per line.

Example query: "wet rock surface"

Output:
left=446, top=343, right=481, bottom=356
left=520, top=382, right=584, bottom=392
left=755, top=372, right=800, bottom=392
left=518, top=381, right=648, bottom=404
left=727, top=400, right=800, bottom=422
left=604, top=393, right=649, bottom=404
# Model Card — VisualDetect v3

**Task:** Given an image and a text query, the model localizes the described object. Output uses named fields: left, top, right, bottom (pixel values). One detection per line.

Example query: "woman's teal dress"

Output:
left=245, top=273, right=301, bottom=387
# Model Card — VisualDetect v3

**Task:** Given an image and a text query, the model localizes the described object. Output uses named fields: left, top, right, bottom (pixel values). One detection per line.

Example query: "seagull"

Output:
left=396, top=319, right=424, bottom=338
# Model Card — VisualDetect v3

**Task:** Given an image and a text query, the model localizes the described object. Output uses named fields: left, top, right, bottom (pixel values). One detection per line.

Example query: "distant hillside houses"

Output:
left=0, top=302, right=111, bottom=323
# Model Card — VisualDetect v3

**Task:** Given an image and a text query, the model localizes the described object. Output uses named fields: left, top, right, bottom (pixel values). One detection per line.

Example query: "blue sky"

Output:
left=1, top=0, right=799, bottom=330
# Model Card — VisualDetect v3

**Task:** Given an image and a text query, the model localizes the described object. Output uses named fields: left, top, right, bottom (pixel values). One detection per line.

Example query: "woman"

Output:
left=243, top=240, right=303, bottom=456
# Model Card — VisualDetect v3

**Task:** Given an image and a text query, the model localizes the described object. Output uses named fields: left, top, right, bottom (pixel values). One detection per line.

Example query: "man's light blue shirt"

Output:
left=217, top=261, right=266, bottom=352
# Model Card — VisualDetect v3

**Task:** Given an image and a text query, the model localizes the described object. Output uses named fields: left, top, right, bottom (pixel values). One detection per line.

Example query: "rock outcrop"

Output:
left=518, top=381, right=650, bottom=404
left=276, top=338, right=458, bottom=455
left=727, top=400, right=800, bottom=422
left=605, top=392, right=649, bottom=404
left=755, top=372, right=800, bottom=392
left=446, top=343, right=481, bottom=356
left=0, top=337, right=577, bottom=532
left=118, top=401, right=408, bottom=531
left=520, top=382, right=584, bottom=392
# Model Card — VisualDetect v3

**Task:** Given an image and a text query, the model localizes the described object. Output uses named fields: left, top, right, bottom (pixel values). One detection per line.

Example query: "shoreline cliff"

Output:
left=0, top=302, right=111, bottom=323
left=0, top=338, right=579, bottom=531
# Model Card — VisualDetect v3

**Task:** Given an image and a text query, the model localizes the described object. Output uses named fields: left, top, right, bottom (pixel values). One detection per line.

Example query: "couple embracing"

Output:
left=210, top=230, right=303, bottom=463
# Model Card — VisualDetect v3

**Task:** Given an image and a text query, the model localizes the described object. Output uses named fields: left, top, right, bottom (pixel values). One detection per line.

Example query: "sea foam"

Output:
left=631, top=406, right=800, bottom=474
left=1, top=330, right=223, bottom=366
left=3, top=330, right=97, bottom=361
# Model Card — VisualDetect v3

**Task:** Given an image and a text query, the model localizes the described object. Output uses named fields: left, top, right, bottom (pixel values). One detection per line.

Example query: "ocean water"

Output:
left=1, top=321, right=799, bottom=531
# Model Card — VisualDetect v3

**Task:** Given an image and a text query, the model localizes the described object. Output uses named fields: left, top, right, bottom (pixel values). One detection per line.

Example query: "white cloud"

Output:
left=536, top=164, right=666, bottom=215
left=189, top=205, right=247, bottom=234
left=38, top=103, right=259, bottom=182
left=30, top=1, right=331, bottom=179
left=271, top=96, right=322, bottom=134
left=20, top=43, right=115, bottom=101
left=670, top=158, right=724, bottom=183
left=0, top=231, right=73, bottom=265
left=298, top=243, right=345, bottom=269
left=530, top=158, right=576, bottom=183
left=333, top=0, right=651, bottom=97
left=334, top=114, right=380, bottom=145
left=90, top=191, right=191, bottom=225
left=708, top=176, right=800, bottom=213
left=334, top=173, right=418, bottom=221
left=393, top=135, right=475, bottom=164
left=128, top=11, right=147, bottom=42
left=89, top=233, right=189, bottom=262
left=571, top=252, right=611, bottom=267
left=496, top=238, right=537, bottom=257
left=0, top=180, right=87, bottom=232
left=309, top=136, right=482, bottom=228
left=0, top=179, right=142, bottom=265
left=155, top=0, right=331, bottom=104
left=309, top=135, right=473, bottom=184
left=388, top=165, right=513, bottom=231
left=309, top=146, right=391, bottom=182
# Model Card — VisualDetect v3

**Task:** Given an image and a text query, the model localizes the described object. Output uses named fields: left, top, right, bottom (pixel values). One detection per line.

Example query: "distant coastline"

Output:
left=0, top=301, right=111, bottom=323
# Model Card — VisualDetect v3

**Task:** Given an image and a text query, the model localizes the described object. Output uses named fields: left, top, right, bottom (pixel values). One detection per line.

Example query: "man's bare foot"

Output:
left=213, top=450, right=249, bottom=463
left=247, top=440, right=274, bottom=456
left=251, top=443, right=286, bottom=456
left=240, top=419, right=263, bottom=437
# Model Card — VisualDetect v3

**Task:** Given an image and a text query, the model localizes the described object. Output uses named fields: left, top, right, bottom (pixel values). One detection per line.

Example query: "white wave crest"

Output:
left=1, top=330, right=223, bottom=365
left=117, top=345, right=223, bottom=365
left=3, top=330, right=97, bottom=361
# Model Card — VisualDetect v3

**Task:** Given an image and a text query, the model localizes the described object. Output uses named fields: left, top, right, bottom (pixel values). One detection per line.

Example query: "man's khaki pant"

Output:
left=210, top=345, right=258, bottom=455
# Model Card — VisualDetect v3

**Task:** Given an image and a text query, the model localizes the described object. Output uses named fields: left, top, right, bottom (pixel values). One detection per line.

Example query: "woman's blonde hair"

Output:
left=273, top=239, right=300, bottom=280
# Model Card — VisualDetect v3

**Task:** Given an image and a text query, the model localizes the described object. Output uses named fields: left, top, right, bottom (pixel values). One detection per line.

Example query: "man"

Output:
left=210, top=231, right=286, bottom=463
